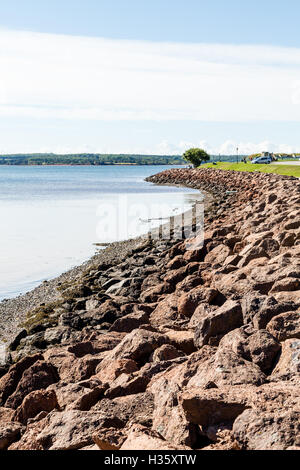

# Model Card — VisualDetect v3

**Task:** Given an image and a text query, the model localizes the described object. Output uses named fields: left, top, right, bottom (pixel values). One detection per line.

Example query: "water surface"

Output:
left=0, top=165, right=199, bottom=300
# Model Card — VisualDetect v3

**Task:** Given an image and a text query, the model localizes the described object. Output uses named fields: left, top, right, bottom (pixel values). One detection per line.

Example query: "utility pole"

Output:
left=236, top=147, right=239, bottom=164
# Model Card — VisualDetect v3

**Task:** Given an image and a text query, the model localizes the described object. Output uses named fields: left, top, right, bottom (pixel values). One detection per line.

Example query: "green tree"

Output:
left=183, top=148, right=210, bottom=167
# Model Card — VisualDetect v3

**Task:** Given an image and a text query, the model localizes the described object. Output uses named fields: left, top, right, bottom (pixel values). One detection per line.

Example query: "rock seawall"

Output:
left=0, top=168, right=299, bottom=451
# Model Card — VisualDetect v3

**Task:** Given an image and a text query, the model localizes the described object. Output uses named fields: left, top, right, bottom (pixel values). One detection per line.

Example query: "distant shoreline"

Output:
left=0, top=153, right=186, bottom=166
left=0, top=163, right=186, bottom=167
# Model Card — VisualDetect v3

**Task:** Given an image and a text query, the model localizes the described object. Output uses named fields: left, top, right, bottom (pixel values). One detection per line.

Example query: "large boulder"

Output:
left=253, top=297, right=299, bottom=330
left=149, top=293, right=180, bottom=329
left=188, top=304, right=218, bottom=329
left=23, top=410, right=124, bottom=450
left=219, top=328, right=281, bottom=373
left=149, top=369, right=198, bottom=448
left=194, top=300, right=243, bottom=348
left=67, top=385, right=106, bottom=411
left=244, top=330, right=281, bottom=373
left=82, top=300, right=121, bottom=325
left=59, top=355, right=102, bottom=384
left=204, top=244, right=232, bottom=265
left=187, top=348, right=266, bottom=388
left=237, top=245, right=269, bottom=268
left=72, top=331, right=126, bottom=355
left=0, top=422, right=23, bottom=450
left=92, top=392, right=154, bottom=428
left=175, top=274, right=202, bottom=293
left=240, top=294, right=266, bottom=325
left=140, top=282, right=173, bottom=303
left=106, top=329, right=169, bottom=366
left=177, top=287, right=219, bottom=318
left=95, top=359, right=138, bottom=387
left=109, top=311, right=149, bottom=333
left=266, top=311, right=300, bottom=342
left=271, top=339, right=300, bottom=378
left=233, top=409, right=300, bottom=450
left=147, top=344, right=265, bottom=447
left=180, top=387, right=249, bottom=428
left=13, top=389, right=58, bottom=424
left=163, top=330, right=196, bottom=355
left=5, top=360, right=59, bottom=409
left=151, top=345, right=183, bottom=363
left=270, top=277, right=300, bottom=293
left=47, top=382, right=99, bottom=410
left=0, top=354, right=43, bottom=406
left=0, top=407, right=14, bottom=422
left=7, top=329, right=27, bottom=352
left=120, top=424, right=190, bottom=450
left=104, top=373, right=149, bottom=399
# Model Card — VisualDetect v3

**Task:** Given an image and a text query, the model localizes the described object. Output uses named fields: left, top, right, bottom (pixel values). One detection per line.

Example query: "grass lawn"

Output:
left=201, top=162, right=300, bottom=178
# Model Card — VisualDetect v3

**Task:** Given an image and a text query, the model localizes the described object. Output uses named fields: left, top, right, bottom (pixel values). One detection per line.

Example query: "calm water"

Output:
left=0, top=165, right=199, bottom=300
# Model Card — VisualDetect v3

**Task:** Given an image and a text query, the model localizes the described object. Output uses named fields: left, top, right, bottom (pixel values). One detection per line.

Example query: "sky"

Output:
left=1, top=0, right=300, bottom=155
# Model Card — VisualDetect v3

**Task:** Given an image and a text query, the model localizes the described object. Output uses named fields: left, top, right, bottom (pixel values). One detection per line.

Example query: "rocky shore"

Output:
left=0, top=167, right=299, bottom=451
left=0, top=238, right=146, bottom=344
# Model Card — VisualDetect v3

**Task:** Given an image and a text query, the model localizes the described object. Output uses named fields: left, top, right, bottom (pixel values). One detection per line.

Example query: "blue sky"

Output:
left=2, top=0, right=300, bottom=47
left=0, top=0, right=300, bottom=154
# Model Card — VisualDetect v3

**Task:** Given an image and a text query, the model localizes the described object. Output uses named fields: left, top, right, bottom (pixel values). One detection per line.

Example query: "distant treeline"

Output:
left=0, top=153, right=248, bottom=166
left=0, top=153, right=185, bottom=166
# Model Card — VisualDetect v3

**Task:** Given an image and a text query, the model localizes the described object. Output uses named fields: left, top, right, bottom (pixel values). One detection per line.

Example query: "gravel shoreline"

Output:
left=0, top=237, right=145, bottom=343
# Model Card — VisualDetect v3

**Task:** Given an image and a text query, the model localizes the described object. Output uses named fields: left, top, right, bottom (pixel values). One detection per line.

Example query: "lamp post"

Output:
left=236, top=147, right=239, bottom=164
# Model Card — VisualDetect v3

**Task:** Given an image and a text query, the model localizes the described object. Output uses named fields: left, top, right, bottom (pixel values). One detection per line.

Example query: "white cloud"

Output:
left=0, top=136, right=296, bottom=156
left=0, top=30, right=300, bottom=122
left=153, top=140, right=300, bottom=156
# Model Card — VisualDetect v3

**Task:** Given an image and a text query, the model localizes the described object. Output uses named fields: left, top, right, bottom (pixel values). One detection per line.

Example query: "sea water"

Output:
left=0, top=165, right=200, bottom=300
